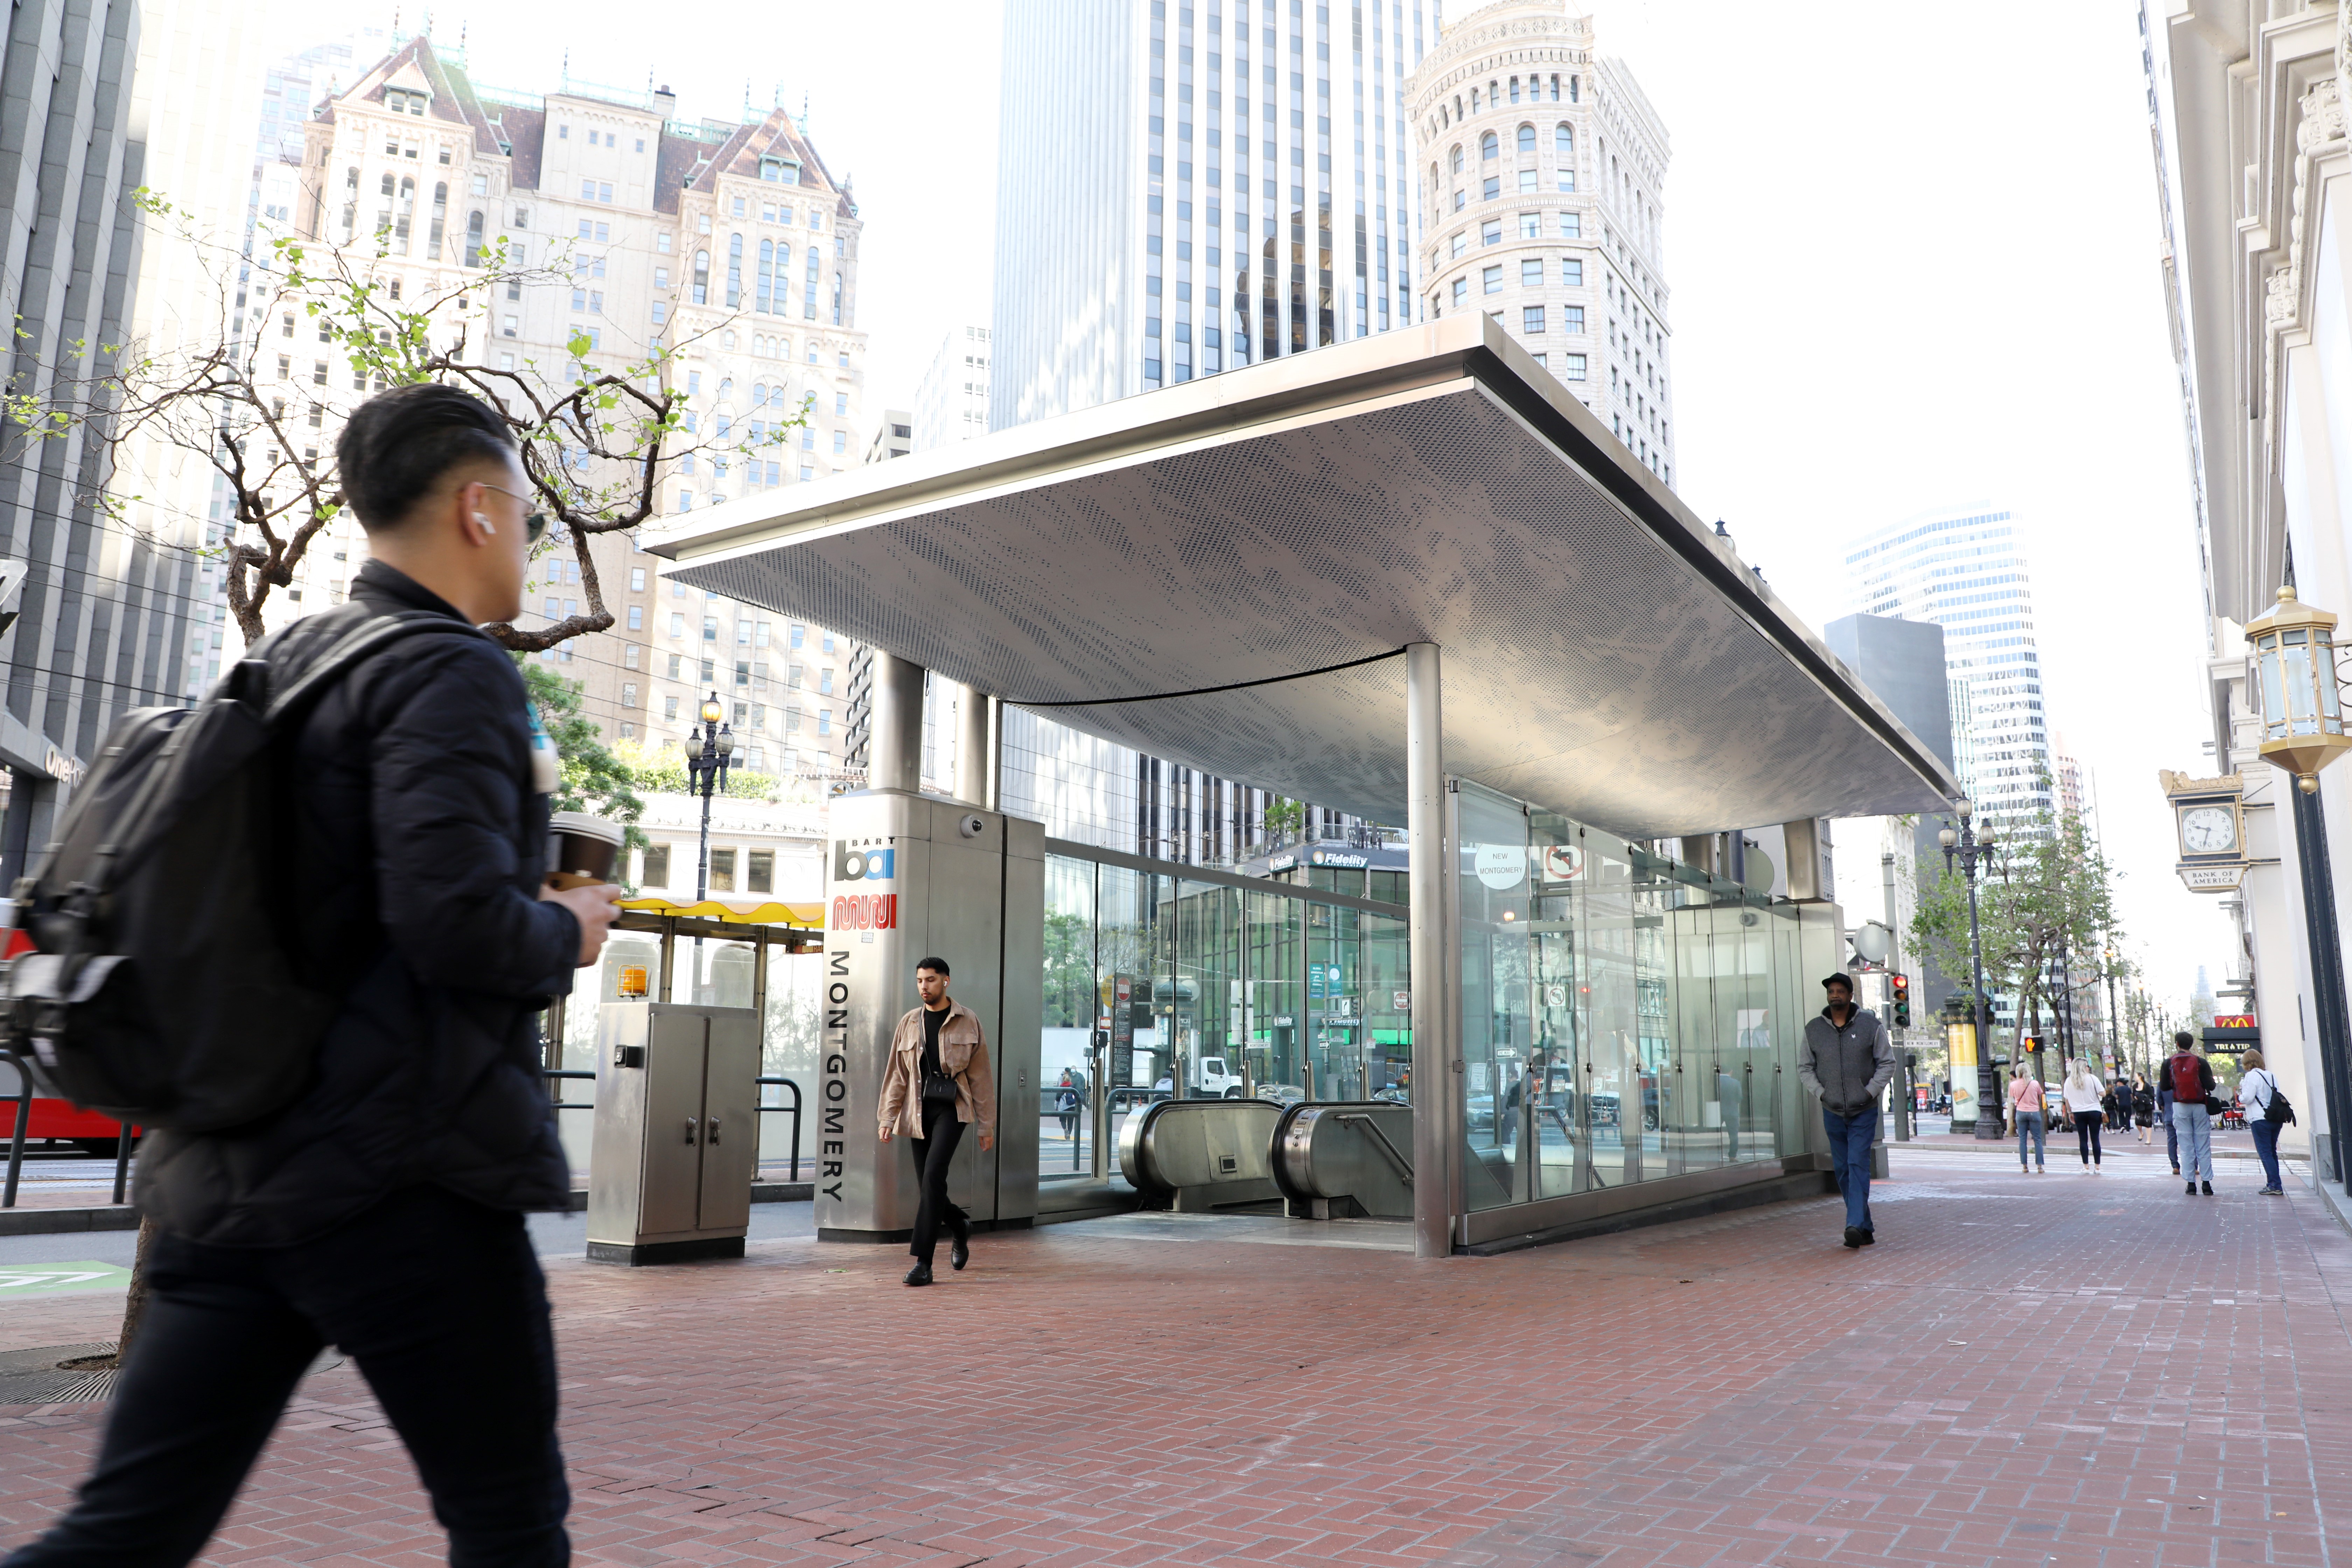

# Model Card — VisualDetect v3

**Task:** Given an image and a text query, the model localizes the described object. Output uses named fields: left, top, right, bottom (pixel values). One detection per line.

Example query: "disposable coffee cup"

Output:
left=547, top=812, right=623, bottom=890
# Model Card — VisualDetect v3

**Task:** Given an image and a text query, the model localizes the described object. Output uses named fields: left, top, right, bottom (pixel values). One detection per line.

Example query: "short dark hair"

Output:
left=2174, top=1029, right=2196, bottom=1050
left=916, top=956, right=950, bottom=977
left=336, top=383, right=517, bottom=531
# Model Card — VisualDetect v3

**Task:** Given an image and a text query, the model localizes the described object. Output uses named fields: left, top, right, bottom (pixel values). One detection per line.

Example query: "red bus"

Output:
left=0, top=927, right=138, bottom=1156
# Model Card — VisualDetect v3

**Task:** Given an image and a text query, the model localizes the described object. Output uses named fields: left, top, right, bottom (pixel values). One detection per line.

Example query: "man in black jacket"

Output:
left=4, top=385, right=620, bottom=1567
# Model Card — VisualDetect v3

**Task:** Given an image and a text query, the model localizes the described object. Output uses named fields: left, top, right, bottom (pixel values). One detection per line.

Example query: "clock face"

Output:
left=2181, top=805, right=2237, bottom=854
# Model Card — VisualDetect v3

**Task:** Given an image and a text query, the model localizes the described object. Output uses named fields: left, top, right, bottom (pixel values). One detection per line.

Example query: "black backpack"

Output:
left=0, top=611, right=475, bottom=1131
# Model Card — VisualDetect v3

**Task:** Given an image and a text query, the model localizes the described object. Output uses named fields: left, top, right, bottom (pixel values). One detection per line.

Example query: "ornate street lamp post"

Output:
left=682, top=691, right=734, bottom=1000
left=2247, top=584, right=2352, bottom=1182
left=1940, top=799, right=2004, bottom=1141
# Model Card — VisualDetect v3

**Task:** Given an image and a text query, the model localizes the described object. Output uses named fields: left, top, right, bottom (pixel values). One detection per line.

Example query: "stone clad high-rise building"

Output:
left=1404, top=0, right=1675, bottom=485
left=265, top=37, right=872, bottom=778
left=991, top=0, right=1435, bottom=431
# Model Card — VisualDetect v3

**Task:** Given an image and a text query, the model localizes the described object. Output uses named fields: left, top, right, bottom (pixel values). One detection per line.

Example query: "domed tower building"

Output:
left=1405, top=1, right=1674, bottom=486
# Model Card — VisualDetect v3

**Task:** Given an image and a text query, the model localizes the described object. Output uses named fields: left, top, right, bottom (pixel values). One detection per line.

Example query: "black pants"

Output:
left=2076, top=1109, right=2104, bottom=1165
left=3, top=1186, right=568, bottom=1568
left=909, top=1098, right=969, bottom=1266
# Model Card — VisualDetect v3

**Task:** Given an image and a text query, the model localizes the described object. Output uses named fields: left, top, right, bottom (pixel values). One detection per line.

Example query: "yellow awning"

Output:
left=619, top=897, right=826, bottom=929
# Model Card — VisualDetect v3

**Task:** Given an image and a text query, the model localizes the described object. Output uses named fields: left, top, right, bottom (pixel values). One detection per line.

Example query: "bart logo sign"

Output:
left=834, top=840, right=896, bottom=882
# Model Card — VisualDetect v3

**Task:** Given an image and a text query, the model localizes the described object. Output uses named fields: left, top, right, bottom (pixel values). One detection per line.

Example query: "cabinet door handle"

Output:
left=706, top=1115, right=721, bottom=1144
left=683, top=1116, right=699, bottom=1145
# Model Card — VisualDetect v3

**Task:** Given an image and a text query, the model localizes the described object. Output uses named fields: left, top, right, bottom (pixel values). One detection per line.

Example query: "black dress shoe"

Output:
left=903, top=1263, right=933, bottom=1287
left=2202, top=1182, right=2215, bottom=1196
left=1842, top=1226, right=1864, bottom=1249
left=2186, top=1182, right=2198, bottom=1195
left=1857, top=1229, right=1876, bottom=1246
left=950, top=1236, right=970, bottom=1272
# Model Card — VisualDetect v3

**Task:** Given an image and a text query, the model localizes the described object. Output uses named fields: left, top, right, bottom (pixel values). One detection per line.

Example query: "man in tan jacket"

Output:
left=878, top=957, right=995, bottom=1286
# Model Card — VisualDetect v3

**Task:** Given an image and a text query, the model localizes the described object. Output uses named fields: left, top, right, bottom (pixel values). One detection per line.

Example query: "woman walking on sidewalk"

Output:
left=2062, top=1059, right=2107, bottom=1173
left=2237, top=1049, right=2288, bottom=1196
left=2132, top=1072, right=2155, bottom=1144
left=2008, top=1072, right=2049, bottom=1173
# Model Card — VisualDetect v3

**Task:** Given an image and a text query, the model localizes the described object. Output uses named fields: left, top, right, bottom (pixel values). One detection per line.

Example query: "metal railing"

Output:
left=543, top=1067, right=804, bottom=1183
left=0, top=1050, right=134, bottom=1208
left=756, top=1075, right=802, bottom=1182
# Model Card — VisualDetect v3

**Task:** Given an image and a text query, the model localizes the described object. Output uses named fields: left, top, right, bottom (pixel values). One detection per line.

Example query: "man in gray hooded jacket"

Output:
left=1800, top=972, right=1896, bottom=1249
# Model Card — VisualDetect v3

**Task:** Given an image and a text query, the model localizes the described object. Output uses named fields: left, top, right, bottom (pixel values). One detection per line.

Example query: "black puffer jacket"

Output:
left=136, top=561, right=580, bottom=1246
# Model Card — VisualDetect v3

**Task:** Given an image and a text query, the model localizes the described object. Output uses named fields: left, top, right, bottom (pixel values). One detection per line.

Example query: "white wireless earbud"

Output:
left=473, top=512, right=496, bottom=534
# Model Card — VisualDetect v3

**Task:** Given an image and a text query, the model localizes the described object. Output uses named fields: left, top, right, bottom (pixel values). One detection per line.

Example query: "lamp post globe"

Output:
left=682, top=690, right=734, bottom=1001
left=2247, top=582, right=2352, bottom=1180
left=1940, top=797, right=2005, bottom=1142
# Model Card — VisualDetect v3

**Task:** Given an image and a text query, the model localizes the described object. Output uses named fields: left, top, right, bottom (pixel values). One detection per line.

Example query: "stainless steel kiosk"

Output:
left=586, top=1002, right=760, bottom=1264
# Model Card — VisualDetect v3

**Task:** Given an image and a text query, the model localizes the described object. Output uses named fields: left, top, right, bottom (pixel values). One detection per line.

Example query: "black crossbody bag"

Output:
left=920, top=1015, right=960, bottom=1105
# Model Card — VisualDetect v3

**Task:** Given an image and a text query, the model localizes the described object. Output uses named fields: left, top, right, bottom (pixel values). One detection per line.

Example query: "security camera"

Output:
left=957, top=812, right=988, bottom=840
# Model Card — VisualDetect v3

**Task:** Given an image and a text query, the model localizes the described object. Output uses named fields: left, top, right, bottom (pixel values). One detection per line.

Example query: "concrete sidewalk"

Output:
left=0, top=1136, right=2339, bottom=1566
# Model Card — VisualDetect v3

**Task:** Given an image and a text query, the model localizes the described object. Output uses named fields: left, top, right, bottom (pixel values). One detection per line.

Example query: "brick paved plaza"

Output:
left=0, top=1138, right=2342, bottom=1566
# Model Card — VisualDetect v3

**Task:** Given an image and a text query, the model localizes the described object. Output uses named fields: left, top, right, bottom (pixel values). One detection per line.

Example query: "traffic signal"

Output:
left=1890, top=972, right=1911, bottom=1028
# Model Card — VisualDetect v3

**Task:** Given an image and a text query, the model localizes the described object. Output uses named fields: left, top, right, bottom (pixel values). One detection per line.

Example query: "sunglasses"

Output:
left=477, top=483, right=551, bottom=548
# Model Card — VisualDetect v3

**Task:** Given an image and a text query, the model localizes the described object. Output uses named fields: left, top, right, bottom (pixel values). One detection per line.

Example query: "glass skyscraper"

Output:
left=1844, top=504, right=2052, bottom=830
left=992, top=0, right=1432, bottom=429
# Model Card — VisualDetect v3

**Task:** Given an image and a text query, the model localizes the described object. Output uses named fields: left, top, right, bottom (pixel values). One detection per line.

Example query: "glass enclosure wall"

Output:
left=1456, top=782, right=1810, bottom=1211
left=1036, top=799, right=1818, bottom=1203
left=1035, top=852, right=1408, bottom=1182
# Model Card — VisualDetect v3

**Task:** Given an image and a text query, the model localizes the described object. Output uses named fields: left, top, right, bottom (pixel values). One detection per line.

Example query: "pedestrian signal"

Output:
left=1890, top=972, right=1911, bottom=1028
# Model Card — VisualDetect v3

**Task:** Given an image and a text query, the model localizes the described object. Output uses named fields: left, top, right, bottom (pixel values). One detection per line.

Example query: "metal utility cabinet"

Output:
left=587, top=1002, right=759, bottom=1264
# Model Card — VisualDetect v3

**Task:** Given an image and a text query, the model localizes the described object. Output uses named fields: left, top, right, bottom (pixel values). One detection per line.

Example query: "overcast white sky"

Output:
left=329, top=0, right=2223, bottom=1011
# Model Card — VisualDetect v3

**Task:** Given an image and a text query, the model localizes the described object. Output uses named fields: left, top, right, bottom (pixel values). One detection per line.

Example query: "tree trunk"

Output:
left=111, top=1215, right=159, bottom=1366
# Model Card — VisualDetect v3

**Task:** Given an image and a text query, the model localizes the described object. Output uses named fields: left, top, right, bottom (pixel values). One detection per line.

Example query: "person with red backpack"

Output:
left=2166, top=1030, right=2218, bottom=1196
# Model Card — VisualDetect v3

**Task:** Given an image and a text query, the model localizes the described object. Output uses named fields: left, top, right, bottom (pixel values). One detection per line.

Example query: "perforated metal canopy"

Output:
left=647, top=315, right=1958, bottom=839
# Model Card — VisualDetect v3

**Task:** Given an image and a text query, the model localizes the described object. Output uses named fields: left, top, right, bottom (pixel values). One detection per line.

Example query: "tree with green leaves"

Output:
left=5, top=189, right=806, bottom=649
left=517, top=658, right=644, bottom=860
left=1911, top=794, right=2121, bottom=1067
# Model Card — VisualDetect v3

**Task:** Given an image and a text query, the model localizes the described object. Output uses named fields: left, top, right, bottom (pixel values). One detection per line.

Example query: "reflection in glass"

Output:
left=1457, top=781, right=1806, bottom=1213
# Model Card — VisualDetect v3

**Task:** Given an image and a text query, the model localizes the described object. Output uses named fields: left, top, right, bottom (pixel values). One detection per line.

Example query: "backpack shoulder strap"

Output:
left=261, top=611, right=486, bottom=729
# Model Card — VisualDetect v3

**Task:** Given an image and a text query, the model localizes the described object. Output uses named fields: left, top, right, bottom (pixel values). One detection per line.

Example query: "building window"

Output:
left=709, top=849, right=736, bottom=892
left=817, top=709, right=832, bottom=736
left=1518, top=124, right=1536, bottom=155
left=663, top=695, right=679, bottom=721
left=1480, top=131, right=1498, bottom=161
left=641, top=844, right=670, bottom=886
left=1556, top=124, right=1574, bottom=157
left=1482, top=265, right=1502, bottom=295
left=1521, top=259, right=1544, bottom=287
left=692, top=250, right=709, bottom=305
left=1450, top=145, right=1464, bottom=174
left=1519, top=170, right=1539, bottom=194
left=1522, top=306, right=1545, bottom=334
left=1481, top=219, right=1501, bottom=246
left=621, top=682, right=639, bottom=708
left=1450, top=278, right=1468, bottom=309
left=1561, top=257, right=1583, bottom=286
left=464, top=211, right=484, bottom=267
left=1560, top=353, right=1587, bottom=381
left=727, top=233, right=743, bottom=308
left=746, top=850, right=774, bottom=894
left=1453, top=189, right=1466, bottom=212
left=1482, top=176, right=1500, bottom=201
left=626, top=605, right=643, bottom=630
left=1519, top=213, right=1541, bottom=240
left=1562, top=305, right=1585, bottom=335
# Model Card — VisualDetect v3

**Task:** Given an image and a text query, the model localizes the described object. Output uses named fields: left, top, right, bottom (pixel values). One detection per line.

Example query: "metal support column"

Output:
left=2292, top=783, right=2352, bottom=1185
left=869, top=652, right=926, bottom=794
left=954, top=684, right=992, bottom=807
left=1406, top=642, right=1456, bottom=1260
